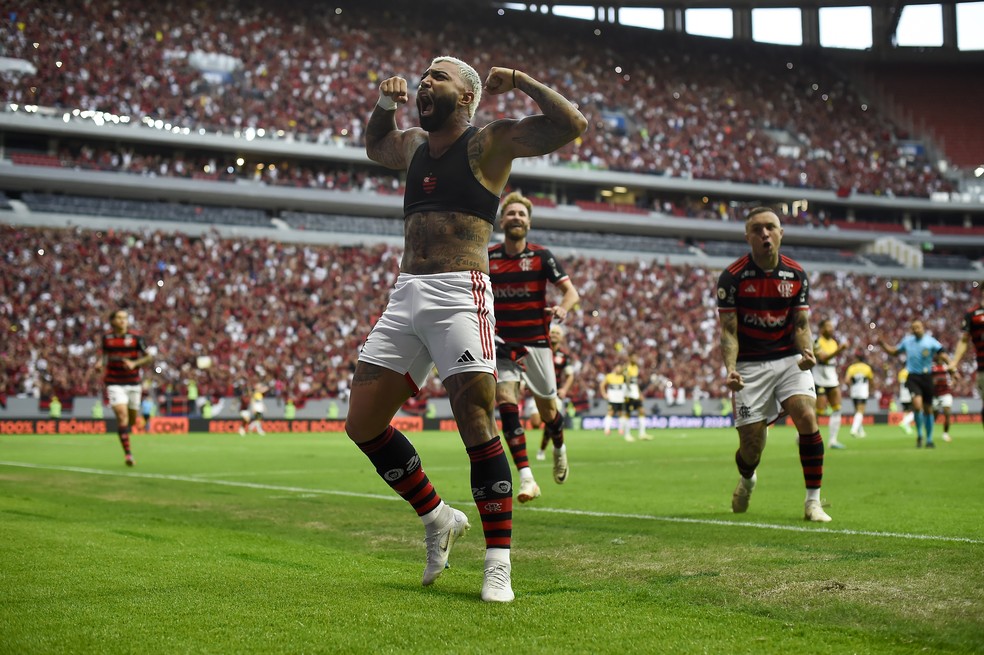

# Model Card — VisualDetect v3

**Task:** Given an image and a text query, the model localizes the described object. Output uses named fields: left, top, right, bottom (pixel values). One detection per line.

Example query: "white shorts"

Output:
left=606, top=390, right=627, bottom=404
left=523, top=394, right=538, bottom=416
left=932, top=394, right=953, bottom=411
left=899, top=385, right=912, bottom=404
left=733, top=355, right=817, bottom=427
left=849, top=383, right=869, bottom=401
left=107, top=384, right=141, bottom=411
left=359, top=272, right=496, bottom=392
left=240, top=409, right=252, bottom=422
left=498, top=346, right=558, bottom=399
left=811, top=364, right=838, bottom=391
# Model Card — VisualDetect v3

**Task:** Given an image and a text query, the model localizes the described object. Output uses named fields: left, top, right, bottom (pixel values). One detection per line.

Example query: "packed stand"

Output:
left=1, top=225, right=977, bottom=415
left=1, top=0, right=955, bottom=199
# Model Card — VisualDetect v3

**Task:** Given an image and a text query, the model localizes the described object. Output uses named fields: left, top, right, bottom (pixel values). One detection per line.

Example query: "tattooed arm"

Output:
left=793, top=309, right=817, bottom=371
left=474, top=68, right=588, bottom=191
left=719, top=312, right=744, bottom=391
left=365, top=75, right=427, bottom=170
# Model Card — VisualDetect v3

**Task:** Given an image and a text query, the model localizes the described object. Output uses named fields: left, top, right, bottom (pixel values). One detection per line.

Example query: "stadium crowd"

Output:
left=1, top=225, right=978, bottom=413
left=1, top=0, right=954, bottom=199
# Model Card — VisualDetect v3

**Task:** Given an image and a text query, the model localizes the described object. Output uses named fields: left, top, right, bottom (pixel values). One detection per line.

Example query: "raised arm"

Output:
left=365, top=76, right=426, bottom=170
left=486, top=68, right=587, bottom=157
left=476, top=68, right=587, bottom=188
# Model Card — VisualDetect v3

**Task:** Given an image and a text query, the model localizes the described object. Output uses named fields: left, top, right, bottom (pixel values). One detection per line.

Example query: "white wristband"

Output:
left=376, top=93, right=398, bottom=111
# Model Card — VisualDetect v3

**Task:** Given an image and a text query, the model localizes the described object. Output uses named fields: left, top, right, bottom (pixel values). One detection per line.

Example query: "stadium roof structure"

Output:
left=495, top=0, right=982, bottom=57
left=518, top=0, right=970, bottom=8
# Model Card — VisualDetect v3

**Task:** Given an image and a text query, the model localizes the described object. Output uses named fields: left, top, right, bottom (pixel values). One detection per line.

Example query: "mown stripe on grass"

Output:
left=3, top=460, right=981, bottom=545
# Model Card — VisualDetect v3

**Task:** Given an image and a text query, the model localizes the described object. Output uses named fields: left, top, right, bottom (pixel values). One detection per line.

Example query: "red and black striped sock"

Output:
left=499, top=403, right=529, bottom=471
left=357, top=426, right=440, bottom=517
left=118, top=426, right=131, bottom=455
left=798, top=431, right=824, bottom=489
left=545, top=411, right=565, bottom=448
left=735, top=449, right=758, bottom=479
left=467, top=436, right=512, bottom=551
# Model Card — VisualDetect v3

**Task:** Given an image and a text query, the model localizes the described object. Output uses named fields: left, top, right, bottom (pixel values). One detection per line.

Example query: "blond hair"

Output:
left=499, top=191, right=533, bottom=220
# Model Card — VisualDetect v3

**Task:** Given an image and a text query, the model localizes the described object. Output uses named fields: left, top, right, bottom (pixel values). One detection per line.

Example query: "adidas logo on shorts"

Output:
left=457, top=350, right=477, bottom=363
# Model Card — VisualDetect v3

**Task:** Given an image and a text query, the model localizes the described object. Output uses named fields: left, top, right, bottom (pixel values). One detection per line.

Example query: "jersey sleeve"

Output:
left=795, top=269, right=809, bottom=310
left=716, top=269, right=737, bottom=313
left=542, top=249, right=569, bottom=285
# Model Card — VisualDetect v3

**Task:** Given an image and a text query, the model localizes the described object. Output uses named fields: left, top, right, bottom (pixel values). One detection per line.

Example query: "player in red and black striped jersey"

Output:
left=99, top=309, right=153, bottom=466
left=489, top=192, right=580, bottom=502
left=717, top=207, right=830, bottom=522
left=951, top=282, right=984, bottom=431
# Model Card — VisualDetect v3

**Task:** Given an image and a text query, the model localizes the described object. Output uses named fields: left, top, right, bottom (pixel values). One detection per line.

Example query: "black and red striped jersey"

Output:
left=931, top=364, right=953, bottom=396
left=102, top=331, right=147, bottom=385
left=716, top=253, right=809, bottom=362
left=961, top=303, right=984, bottom=371
left=489, top=242, right=569, bottom=347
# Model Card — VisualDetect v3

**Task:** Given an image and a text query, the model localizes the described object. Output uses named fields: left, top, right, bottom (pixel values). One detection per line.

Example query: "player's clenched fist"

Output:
left=483, top=67, right=516, bottom=95
left=377, top=76, right=409, bottom=110
left=797, top=350, right=817, bottom=371
left=726, top=370, right=745, bottom=391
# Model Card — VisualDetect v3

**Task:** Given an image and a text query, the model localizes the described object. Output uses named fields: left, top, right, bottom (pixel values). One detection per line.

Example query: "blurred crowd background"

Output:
left=1, top=0, right=981, bottom=414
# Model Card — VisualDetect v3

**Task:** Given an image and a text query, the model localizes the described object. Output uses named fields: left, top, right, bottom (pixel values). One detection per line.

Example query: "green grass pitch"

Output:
left=2, top=423, right=982, bottom=654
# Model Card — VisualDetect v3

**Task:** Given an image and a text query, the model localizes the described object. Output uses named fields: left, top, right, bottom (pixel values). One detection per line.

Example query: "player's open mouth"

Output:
left=418, top=94, right=435, bottom=116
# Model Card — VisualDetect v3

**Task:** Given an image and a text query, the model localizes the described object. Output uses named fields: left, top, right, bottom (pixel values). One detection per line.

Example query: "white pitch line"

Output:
left=3, top=461, right=981, bottom=545
left=0, top=461, right=394, bottom=501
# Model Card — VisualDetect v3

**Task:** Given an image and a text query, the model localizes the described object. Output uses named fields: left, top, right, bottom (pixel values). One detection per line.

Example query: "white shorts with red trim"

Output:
left=733, top=355, right=817, bottom=427
left=359, top=271, right=497, bottom=393
left=107, top=384, right=141, bottom=411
